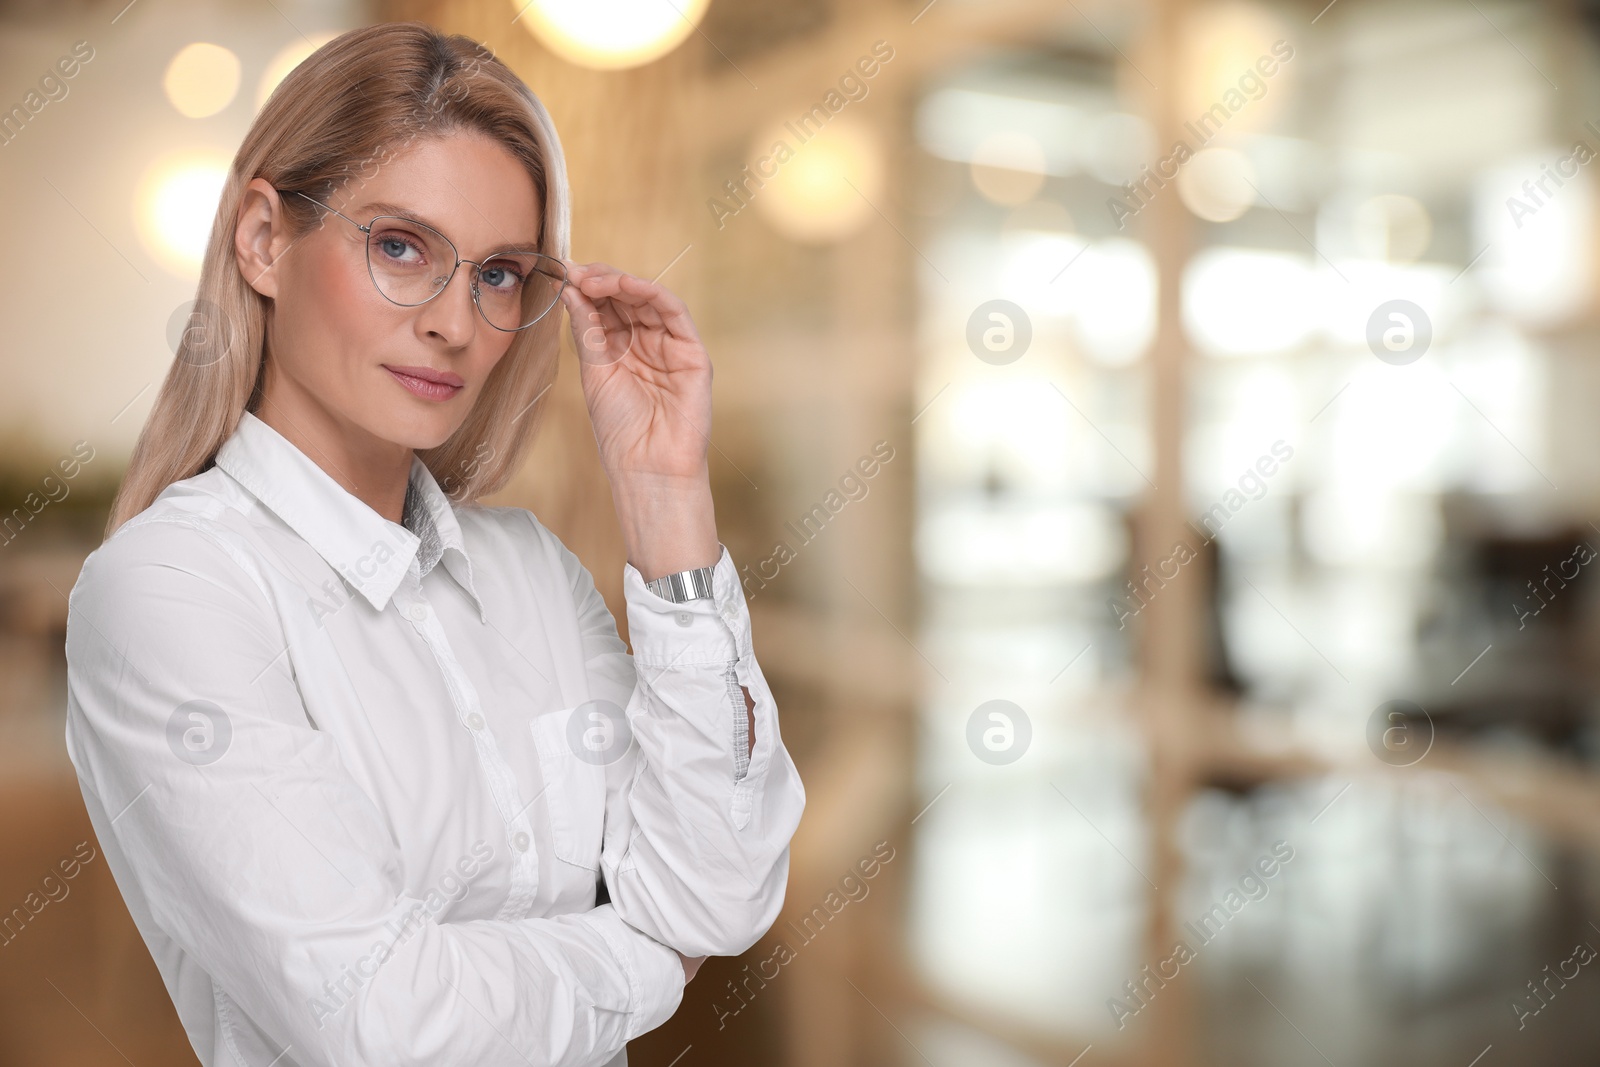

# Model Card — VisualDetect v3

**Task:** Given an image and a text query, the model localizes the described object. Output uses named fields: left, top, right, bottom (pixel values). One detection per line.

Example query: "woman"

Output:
left=63, top=22, right=805, bottom=1067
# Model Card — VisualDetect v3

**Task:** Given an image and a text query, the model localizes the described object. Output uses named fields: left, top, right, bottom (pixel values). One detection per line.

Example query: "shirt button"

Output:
left=466, top=712, right=485, bottom=730
left=512, top=831, right=530, bottom=852
left=408, top=604, right=427, bottom=622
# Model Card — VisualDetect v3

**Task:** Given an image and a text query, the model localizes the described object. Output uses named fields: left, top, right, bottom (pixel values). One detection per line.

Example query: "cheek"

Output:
left=283, top=243, right=384, bottom=383
left=305, top=243, right=376, bottom=329
left=468, top=337, right=517, bottom=388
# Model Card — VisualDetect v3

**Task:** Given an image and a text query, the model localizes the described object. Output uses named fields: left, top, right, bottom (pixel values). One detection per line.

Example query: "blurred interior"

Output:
left=5, top=0, right=1600, bottom=1063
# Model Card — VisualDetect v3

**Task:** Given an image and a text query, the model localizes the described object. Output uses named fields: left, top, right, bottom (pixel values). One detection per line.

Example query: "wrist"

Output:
left=609, top=471, right=719, bottom=582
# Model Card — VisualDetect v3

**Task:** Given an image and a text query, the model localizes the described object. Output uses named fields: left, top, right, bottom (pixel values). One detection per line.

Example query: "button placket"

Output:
left=400, top=582, right=541, bottom=917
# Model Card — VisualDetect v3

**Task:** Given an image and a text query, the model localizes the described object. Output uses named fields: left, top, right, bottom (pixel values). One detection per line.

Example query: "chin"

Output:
left=410, top=422, right=463, bottom=453
left=375, top=410, right=462, bottom=453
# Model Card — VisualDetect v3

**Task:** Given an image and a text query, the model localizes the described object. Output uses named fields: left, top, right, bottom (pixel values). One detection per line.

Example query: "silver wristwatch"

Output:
left=645, top=564, right=714, bottom=603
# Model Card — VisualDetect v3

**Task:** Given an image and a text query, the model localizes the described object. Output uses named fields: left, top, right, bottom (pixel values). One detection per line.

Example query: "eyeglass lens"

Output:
left=366, top=217, right=563, bottom=331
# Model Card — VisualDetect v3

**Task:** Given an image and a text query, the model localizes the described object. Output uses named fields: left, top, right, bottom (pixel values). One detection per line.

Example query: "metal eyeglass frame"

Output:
left=275, top=188, right=567, bottom=332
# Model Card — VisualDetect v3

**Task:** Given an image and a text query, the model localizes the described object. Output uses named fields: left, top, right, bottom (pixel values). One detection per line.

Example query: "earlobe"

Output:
left=235, top=178, right=286, bottom=299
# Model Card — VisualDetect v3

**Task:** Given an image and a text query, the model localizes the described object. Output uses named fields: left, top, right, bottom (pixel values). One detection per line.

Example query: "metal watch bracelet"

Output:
left=645, top=564, right=715, bottom=603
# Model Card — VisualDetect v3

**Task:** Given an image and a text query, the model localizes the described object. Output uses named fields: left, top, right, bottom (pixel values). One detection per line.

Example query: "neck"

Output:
left=254, top=377, right=414, bottom=524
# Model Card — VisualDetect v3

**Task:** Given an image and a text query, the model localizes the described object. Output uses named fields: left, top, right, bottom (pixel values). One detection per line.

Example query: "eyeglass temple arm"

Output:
left=275, top=188, right=367, bottom=231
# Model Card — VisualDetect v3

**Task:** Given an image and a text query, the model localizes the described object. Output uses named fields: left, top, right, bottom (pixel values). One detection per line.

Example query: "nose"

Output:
left=414, top=261, right=480, bottom=344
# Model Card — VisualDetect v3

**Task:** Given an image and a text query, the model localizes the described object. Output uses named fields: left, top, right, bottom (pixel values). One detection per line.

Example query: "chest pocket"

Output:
left=530, top=705, right=611, bottom=872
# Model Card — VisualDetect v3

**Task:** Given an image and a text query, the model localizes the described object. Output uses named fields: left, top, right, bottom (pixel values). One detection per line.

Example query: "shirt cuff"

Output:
left=588, top=906, right=688, bottom=1041
left=623, top=544, right=748, bottom=668
left=623, top=544, right=769, bottom=818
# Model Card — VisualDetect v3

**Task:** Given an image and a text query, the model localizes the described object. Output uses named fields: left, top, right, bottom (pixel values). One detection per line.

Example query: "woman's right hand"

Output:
left=677, top=950, right=707, bottom=982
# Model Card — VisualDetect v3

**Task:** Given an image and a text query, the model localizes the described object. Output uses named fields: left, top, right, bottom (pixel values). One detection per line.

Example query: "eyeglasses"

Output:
left=275, top=188, right=567, bottom=332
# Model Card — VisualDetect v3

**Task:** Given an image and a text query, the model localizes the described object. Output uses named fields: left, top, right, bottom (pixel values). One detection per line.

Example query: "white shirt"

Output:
left=63, top=410, right=806, bottom=1067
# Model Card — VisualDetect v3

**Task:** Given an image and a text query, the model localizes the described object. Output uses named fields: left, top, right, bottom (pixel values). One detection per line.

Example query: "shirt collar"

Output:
left=213, top=411, right=485, bottom=621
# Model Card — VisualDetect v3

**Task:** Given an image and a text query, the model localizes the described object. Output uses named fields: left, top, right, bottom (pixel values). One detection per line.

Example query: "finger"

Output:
left=558, top=280, right=619, bottom=357
left=631, top=301, right=666, bottom=331
left=561, top=258, right=604, bottom=284
left=563, top=286, right=641, bottom=368
left=566, top=260, right=624, bottom=289
left=560, top=259, right=614, bottom=303
left=560, top=266, right=627, bottom=328
left=570, top=269, right=659, bottom=326
left=564, top=261, right=698, bottom=344
left=569, top=262, right=635, bottom=302
left=582, top=283, right=662, bottom=334
left=583, top=290, right=637, bottom=336
left=557, top=278, right=595, bottom=322
left=576, top=269, right=696, bottom=341
left=617, top=271, right=696, bottom=340
left=604, top=288, right=666, bottom=331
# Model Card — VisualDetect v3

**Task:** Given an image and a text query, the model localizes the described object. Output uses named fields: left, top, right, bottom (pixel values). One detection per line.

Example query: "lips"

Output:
left=383, top=364, right=464, bottom=402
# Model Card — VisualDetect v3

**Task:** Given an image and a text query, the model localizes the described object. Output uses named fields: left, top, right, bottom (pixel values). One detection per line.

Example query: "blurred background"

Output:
left=5, top=0, right=1600, bottom=1063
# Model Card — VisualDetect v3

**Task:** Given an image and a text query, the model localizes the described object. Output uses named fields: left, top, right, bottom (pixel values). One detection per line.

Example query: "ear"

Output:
left=234, top=178, right=297, bottom=300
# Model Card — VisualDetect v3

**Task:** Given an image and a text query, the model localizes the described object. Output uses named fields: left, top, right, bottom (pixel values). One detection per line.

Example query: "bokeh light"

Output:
left=510, top=0, right=712, bottom=69
left=162, top=42, right=240, bottom=118
left=257, top=34, right=339, bottom=110
left=970, top=131, right=1047, bottom=206
left=135, top=151, right=230, bottom=279
left=1180, top=1, right=1291, bottom=134
left=752, top=115, right=884, bottom=245
left=1177, top=146, right=1259, bottom=222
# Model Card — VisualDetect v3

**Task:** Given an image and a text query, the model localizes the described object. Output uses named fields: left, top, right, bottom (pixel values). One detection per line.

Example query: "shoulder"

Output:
left=453, top=500, right=547, bottom=543
left=85, top=464, right=261, bottom=577
left=71, top=482, right=271, bottom=636
left=453, top=502, right=587, bottom=582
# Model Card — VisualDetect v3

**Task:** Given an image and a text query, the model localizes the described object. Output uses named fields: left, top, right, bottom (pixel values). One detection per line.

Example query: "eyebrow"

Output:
left=355, top=200, right=541, bottom=251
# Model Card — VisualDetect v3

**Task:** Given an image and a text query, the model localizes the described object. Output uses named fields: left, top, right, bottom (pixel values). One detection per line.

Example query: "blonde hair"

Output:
left=104, top=21, right=570, bottom=538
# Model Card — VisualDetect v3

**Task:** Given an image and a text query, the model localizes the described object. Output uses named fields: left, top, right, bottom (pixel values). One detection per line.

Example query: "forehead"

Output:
left=342, top=132, right=542, bottom=250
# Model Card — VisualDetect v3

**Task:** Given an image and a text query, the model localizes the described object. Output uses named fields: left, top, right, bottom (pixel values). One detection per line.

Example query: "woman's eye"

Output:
left=481, top=263, right=525, bottom=291
left=375, top=233, right=425, bottom=264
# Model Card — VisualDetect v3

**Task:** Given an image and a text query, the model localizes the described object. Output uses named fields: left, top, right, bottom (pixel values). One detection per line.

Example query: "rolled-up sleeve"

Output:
left=552, top=531, right=807, bottom=958
left=64, top=518, right=684, bottom=1067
